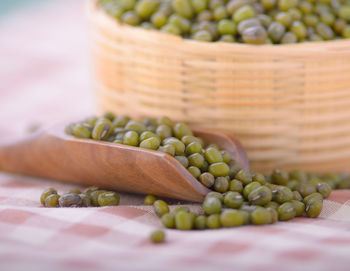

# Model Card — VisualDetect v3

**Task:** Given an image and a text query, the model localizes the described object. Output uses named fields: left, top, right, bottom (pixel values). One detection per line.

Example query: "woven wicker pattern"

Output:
left=90, top=5, right=350, bottom=173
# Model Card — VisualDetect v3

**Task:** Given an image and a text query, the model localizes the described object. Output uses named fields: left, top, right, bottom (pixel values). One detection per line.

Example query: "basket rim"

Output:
left=90, top=0, right=350, bottom=52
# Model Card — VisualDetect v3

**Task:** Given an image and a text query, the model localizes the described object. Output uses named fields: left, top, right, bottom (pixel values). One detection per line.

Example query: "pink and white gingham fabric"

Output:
left=1, top=1, right=350, bottom=271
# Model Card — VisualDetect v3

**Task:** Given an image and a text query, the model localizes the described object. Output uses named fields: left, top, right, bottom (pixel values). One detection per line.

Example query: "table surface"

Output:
left=1, top=1, right=350, bottom=271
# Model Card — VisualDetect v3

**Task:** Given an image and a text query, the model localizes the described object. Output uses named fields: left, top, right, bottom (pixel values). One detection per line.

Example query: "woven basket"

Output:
left=89, top=3, right=350, bottom=174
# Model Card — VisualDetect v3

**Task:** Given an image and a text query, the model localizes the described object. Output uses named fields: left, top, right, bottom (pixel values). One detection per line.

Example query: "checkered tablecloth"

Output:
left=1, top=1, right=350, bottom=271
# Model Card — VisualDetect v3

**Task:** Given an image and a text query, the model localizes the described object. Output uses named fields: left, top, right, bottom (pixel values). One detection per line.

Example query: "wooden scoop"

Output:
left=0, top=124, right=249, bottom=202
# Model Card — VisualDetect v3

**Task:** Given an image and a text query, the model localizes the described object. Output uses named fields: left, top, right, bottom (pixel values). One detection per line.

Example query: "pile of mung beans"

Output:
left=40, top=113, right=350, bottom=243
left=146, top=168, right=349, bottom=242
left=40, top=187, right=120, bottom=207
left=146, top=169, right=335, bottom=231
left=97, top=0, right=350, bottom=44
left=65, top=113, right=237, bottom=181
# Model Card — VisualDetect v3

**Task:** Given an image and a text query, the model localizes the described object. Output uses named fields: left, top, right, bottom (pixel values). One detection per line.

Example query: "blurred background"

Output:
left=0, top=0, right=43, bottom=15
left=0, top=0, right=93, bottom=136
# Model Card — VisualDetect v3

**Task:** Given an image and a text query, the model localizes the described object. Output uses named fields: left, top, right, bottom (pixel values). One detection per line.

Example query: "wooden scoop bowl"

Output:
left=0, top=124, right=249, bottom=202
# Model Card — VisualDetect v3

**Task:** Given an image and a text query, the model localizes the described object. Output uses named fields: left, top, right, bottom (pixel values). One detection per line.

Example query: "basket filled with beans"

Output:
left=90, top=0, right=350, bottom=174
